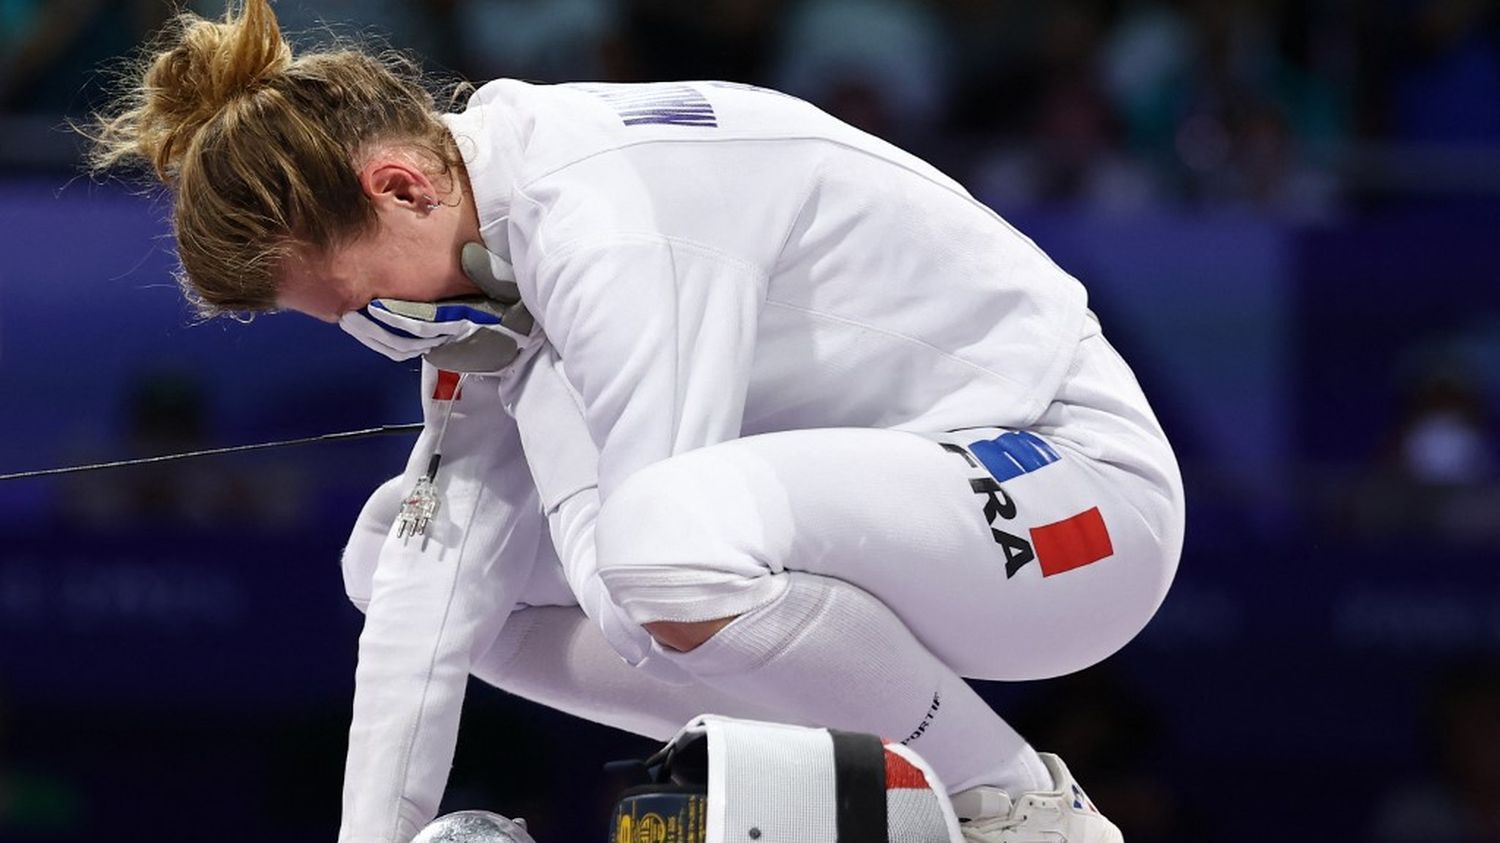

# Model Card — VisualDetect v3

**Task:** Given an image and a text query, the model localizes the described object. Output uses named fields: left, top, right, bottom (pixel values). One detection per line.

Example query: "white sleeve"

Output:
left=507, top=345, right=599, bottom=603
left=506, top=240, right=763, bottom=677
left=338, top=365, right=543, bottom=843
left=527, top=235, right=766, bottom=497
left=506, top=344, right=657, bottom=671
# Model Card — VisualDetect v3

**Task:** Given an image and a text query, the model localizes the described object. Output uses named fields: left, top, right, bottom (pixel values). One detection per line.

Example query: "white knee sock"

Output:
left=471, top=605, right=802, bottom=742
left=662, top=572, right=1052, bottom=797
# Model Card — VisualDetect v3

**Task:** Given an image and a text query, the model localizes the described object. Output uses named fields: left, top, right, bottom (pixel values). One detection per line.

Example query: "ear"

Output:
left=358, top=154, right=438, bottom=213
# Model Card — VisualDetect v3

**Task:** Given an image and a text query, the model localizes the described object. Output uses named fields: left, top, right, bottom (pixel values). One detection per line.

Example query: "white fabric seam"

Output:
left=541, top=482, right=599, bottom=517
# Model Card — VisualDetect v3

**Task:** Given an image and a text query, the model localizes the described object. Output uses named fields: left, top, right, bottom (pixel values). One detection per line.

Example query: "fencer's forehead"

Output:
left=273, top=247, right=355, bottom=322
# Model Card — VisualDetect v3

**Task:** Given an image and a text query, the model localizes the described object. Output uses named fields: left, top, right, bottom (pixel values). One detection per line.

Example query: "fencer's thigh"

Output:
left=597, top=335, right=1183, bottom=682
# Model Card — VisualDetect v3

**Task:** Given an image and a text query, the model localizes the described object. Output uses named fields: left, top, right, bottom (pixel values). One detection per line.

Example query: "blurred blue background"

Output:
left=3, top=1, right=1500, bottom=841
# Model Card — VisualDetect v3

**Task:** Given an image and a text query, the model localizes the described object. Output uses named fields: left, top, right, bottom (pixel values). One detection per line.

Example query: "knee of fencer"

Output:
left=341, top=474, right=408, bottom=612
left=593, top=458, right=779, bottom=629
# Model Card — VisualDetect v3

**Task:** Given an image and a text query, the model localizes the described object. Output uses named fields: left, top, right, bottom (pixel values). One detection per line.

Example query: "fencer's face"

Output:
left=274, top=148, right=482, bottom=322
left=275, top=219, right=478, bottom=323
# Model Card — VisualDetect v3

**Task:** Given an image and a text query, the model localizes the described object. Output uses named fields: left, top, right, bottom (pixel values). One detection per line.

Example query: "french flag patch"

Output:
left=432, top=370, right=463, bottom=401
left=1031, top=507, right=1114, bottom=577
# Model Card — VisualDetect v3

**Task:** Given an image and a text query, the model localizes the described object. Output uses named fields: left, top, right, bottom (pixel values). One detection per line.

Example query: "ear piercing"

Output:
left=423, top=195, right=441, bottom=211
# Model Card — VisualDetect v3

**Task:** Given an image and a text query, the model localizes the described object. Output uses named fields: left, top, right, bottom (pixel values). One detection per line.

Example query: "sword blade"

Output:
left=0, top=423, right=425, bottom=481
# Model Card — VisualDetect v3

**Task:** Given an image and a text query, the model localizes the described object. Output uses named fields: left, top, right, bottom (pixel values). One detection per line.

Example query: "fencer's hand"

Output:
left=339, top=296, right=532, bottom=374
left=338, top=242, right=536, bottom=375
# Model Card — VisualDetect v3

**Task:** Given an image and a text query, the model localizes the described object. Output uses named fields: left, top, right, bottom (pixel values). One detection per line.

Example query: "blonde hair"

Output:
left=87, top=0, right=462, bottom=316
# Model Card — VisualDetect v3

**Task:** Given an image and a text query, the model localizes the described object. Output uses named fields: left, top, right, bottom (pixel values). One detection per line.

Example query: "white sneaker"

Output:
left=951, top=753, right=1124, bottom=843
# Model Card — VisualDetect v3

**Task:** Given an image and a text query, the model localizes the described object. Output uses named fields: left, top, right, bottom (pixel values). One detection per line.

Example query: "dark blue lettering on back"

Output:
left=571, top=83, right=718, bottom=128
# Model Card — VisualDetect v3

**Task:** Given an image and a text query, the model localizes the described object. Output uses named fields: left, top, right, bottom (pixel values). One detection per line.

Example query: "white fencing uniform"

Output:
left=336, top=80, right=1184, bottom=842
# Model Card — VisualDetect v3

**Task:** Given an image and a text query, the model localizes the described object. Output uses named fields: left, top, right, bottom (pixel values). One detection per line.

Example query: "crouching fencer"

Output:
left=89, top=2, right=1185, bottom=840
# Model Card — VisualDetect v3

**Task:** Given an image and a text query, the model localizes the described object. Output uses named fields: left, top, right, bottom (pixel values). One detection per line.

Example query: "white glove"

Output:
left=338, top=242, right=536, bottom=375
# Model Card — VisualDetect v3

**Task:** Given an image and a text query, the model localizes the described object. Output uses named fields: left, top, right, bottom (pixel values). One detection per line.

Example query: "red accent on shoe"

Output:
left=883, top=747, right=930, bottom=790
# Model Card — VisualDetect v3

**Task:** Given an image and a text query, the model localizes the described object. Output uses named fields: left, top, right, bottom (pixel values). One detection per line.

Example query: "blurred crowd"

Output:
left=2, top=0, right=1500, bottom=214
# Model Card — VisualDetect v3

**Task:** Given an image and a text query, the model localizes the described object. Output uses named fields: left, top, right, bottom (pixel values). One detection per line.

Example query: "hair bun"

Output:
left=90, top=0, right=293, bottom=180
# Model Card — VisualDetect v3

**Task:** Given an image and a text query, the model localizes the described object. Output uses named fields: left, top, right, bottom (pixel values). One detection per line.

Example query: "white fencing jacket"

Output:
left=338, top=79, right=1090, bottom=842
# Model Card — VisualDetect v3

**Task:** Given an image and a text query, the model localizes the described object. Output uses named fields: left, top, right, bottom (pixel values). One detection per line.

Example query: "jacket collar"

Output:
left=441, top=82, right=527, bottom=260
